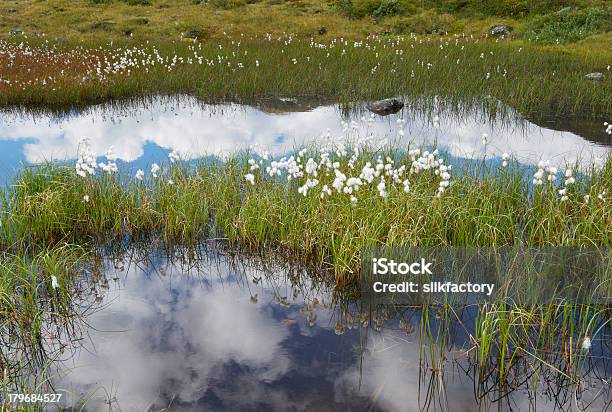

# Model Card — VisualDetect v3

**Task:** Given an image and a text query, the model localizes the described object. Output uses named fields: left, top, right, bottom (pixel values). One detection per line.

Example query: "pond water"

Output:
left=0, top=96, right=610, bottom=186
left=2, top=98, right=610, bottom=411
left=39, top=251, right=608, bottom=411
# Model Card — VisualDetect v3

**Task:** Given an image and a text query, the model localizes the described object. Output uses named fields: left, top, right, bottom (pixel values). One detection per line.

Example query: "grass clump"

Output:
left=2, top=145, right=609, bottom=284
left=527, top=7, right=612, bottom=43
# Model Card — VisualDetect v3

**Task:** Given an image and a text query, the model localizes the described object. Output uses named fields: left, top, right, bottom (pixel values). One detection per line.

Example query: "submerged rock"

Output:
left=490, top=25, right=512, bottom=37
left=584, top=72, right=604, bottom=81
left=367, top=98, right=404, bottom=116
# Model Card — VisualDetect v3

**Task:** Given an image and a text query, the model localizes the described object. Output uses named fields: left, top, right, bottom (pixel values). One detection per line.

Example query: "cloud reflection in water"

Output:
left=0, top=98, right=609, bottom=180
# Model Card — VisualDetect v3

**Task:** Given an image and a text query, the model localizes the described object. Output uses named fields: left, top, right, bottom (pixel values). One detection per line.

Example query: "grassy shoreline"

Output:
left=1, top=33, right=611, bottom=118
left=1, top=141, right=608, bottom=405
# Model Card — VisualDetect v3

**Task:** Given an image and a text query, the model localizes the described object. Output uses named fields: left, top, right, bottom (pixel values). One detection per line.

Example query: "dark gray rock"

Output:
left=490, top=25, right=511, bottom=37
left=367, top=98, right=404, bottom=116
left=584, top=72, right=604, bottom=81
left=184, top=29, right=204, bottom=39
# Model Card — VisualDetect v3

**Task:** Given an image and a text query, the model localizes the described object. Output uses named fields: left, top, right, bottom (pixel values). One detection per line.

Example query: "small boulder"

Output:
left=183, top=29, right=202, bottom=39
left=367, top=98, right=404, bottom=116
left=584, top=72, right=604, bottom=81
left=490, top=25, right=511, bottom=37
left=318, top=26, right=327, bottom=35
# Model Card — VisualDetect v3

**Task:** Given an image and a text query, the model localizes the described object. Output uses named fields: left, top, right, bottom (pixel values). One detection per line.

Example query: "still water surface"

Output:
left=49, top=252, right=608, bottom=411
left=0, top=96, right=610, bottom=185
left=1, top=98, right=610, bottom=410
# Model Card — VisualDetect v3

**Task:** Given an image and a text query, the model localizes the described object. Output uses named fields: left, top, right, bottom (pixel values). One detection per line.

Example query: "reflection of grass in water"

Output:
left=0, top=246, right=608, bottom=409
left=0, top=245, right=90, bottom=410
left=0, top=35, right=610, bottom=118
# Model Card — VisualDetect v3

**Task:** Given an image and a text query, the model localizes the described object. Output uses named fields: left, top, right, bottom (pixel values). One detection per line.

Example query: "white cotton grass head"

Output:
left=402, top=179, right=410, bottom=193
left=75, top=137, right=97, bottom=178
left=581, top=336, right=591, bottom=351
left=532, top=165, right=545, bottom=186
left=51, top=275, right=59, bottom=290
left=135, top=169, right=144, bottom=181
left=598, top=191, right=606, bottom=202
left=82, top=194, right=90, bottom=203
left=168, top=149, right=180, bottom=163
left=98, top=145, right=118, bottom=174
left=151, top=163, right=161, bottom=178
left=501, top=153, right=510, bottom=168
left=104, top=146, right=117, bottom=161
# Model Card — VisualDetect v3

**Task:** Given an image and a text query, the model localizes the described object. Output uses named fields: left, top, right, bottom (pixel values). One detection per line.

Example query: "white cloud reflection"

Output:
left=52, top=256, right=606, bottom=411
left=0, top=97, right=609, bottom=170
left=56, top=262, right=292, bottom=410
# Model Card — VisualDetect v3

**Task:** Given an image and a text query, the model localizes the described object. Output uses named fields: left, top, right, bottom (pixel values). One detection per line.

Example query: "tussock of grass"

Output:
left=0, top=244, right=87, bottom=334
left=2, top=149, right=609, bottom=283
left=527, top=6, right=612, bottom=44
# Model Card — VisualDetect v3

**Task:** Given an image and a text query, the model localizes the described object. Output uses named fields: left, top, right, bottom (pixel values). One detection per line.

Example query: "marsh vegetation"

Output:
left=0, top=33, right=610, bottom=118
left=0, top=1, right=610, bottom=408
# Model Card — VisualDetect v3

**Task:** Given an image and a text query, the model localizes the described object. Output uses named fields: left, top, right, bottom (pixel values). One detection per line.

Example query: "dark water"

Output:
left=0, top=96, right=610, bottom=186
left=32, top=251, right=607, bottom=411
